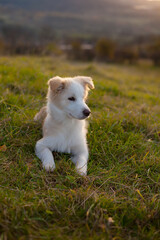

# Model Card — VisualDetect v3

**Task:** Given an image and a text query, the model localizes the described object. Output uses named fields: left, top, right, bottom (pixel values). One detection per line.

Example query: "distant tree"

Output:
left=70, top=40, right=82, bottom=60
left=148, top=39, right=160, bottom=66
left=95, top=38, right=115, bottom=62
left=0, top=38, right=5, bottom=54
left=43, top=42, right=62, bottom=56
left=39, top=25, right=55, bottom=44
left=115, top=46, right=139, bottom=64
left=1, top=24, right=36, bottom=54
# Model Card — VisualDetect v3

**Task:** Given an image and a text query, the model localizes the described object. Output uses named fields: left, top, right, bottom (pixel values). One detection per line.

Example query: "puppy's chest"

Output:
left=43, top=120, right=86, bottom=153
left=55, top=124, right=85, bottom=153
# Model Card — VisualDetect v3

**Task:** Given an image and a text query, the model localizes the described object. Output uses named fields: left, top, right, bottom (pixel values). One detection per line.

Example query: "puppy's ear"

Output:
left=75, top=76, right=94, bottom=90
left=48, top=76, right=65, bottom=93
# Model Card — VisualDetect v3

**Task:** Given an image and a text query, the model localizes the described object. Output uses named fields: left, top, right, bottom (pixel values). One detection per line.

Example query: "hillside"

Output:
left=0, top=0, right=160, bottom=39
left=0, top=56, right=160, bottom=239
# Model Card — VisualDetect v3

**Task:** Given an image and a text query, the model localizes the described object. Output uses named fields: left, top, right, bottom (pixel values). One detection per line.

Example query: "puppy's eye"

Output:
left=68, top=97, right=76, bottom=101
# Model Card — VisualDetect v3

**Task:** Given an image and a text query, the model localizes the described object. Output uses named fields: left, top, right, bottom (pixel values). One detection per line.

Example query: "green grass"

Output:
left=0, top=56, right=160, bottom=239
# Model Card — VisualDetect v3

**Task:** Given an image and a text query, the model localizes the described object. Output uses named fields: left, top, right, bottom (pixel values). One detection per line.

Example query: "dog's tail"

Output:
left=34, top=106, right=47, bottom=123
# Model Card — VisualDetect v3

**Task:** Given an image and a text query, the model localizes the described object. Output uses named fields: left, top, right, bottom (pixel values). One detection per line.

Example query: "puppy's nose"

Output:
left=83, top=109, right=91, bottom=117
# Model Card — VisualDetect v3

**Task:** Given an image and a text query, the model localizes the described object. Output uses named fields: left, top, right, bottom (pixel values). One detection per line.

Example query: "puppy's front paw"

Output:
left=43, top=161, right=55, bottom=172
left=76, top=165, right=87, bottom=176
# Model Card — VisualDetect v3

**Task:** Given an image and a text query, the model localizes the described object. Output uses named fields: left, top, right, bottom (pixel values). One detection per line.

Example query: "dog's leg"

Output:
left=71, top=144, right=88, bottom=176
left=35, top=137, right=55, bottom=171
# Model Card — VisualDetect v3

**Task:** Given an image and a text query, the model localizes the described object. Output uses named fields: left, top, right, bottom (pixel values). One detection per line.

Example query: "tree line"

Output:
left=68, top=38, right=160, bottom=66
left=0, top=24, right=160, bottom=66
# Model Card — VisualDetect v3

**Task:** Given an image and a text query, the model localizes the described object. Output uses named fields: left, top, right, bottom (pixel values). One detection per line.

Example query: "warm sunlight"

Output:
left=135, top=0, right=160, bottom=9
left=147, top=0, right=160, bottom=3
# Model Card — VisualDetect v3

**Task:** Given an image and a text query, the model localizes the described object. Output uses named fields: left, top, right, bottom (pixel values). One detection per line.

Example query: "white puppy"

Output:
left=34, top=76, right=94, bottom=176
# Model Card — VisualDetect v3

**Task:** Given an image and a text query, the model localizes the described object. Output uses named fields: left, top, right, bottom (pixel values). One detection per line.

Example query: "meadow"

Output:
left=0, top=56, right=160, bottom=239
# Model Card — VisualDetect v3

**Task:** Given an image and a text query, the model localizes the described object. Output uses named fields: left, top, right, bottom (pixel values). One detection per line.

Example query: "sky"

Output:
left=135, top=0, right=160, bottom=9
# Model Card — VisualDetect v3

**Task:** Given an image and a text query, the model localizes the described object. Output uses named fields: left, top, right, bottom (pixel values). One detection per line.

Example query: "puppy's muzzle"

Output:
left=83, top=109, right=91, bottom=117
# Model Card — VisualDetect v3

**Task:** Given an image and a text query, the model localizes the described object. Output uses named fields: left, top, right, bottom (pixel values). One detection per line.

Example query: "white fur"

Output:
left=35, top=76, right=94, bottom=176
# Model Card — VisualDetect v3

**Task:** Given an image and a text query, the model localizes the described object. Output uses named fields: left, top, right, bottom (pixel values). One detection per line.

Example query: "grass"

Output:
left=0, top=56, right=160, bottom=239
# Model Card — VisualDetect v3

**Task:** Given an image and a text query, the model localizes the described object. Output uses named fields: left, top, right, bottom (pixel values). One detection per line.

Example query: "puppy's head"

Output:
left=47, top=76, right=94, bottom=120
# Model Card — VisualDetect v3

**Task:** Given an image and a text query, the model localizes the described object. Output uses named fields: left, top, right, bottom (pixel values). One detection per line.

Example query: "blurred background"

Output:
left=0, top=0, right=160, bottom=65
